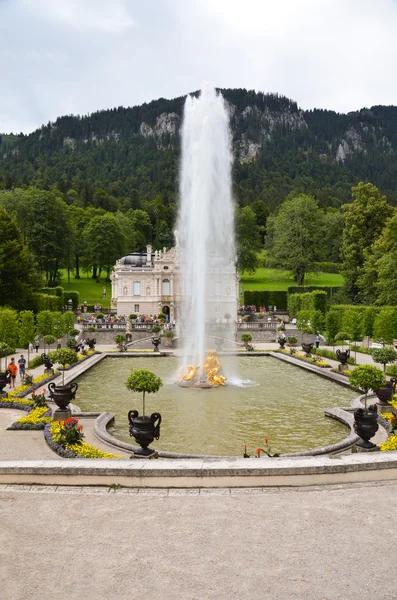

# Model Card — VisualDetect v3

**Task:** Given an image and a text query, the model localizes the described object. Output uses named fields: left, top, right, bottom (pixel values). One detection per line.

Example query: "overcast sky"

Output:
left=1, top=0, right=397, bottom=133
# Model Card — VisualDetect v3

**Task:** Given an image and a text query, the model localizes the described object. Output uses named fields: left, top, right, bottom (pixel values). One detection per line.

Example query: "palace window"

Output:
left=133, top=282, right=141, bottom=296
left=215, top=282, right=221, bottom=296
left=123, top=286, right=128, bottom=296
left=162, top=279, right=170, bottom=295
left=134, top=304, right=139, bottom=312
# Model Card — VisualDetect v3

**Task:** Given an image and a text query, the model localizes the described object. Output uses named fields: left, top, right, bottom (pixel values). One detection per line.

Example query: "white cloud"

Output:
left=1, top=0, right=397, bottom=132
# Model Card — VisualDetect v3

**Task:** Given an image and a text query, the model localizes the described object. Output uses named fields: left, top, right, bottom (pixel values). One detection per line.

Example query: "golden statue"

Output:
left=208, top=367, right=227, bottom=386
left=182, top=365, right=200, bottom=381
left=204, top=350, right=222, bottom=374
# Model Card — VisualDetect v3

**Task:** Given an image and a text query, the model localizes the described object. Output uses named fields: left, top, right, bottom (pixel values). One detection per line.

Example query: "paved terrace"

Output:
left=1, top=481, right=396, bottom=600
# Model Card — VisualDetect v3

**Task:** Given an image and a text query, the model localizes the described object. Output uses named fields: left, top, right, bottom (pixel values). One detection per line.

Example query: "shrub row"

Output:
left=288, top=290, right=327, bottom=317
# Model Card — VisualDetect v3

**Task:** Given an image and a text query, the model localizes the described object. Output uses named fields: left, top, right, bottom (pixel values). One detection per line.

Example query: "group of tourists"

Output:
left=5, top=355, right=27, bottom=389
left=241, top=305, right=277, bottom=314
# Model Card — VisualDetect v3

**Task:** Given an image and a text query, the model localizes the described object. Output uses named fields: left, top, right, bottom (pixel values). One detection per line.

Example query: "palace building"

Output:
left=110, top=241, right=239, bottom=322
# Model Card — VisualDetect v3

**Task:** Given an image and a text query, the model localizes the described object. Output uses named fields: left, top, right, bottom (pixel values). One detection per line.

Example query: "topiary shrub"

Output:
left=349, top=365, right=385, bottom=410
left=371, top=348, right=397, bottom=373
left=49, top=348, right=79, bottom=384
left=126, top=369, right=163, bottom=416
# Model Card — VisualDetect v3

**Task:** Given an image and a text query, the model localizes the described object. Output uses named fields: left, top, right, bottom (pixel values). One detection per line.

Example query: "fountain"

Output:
left=178, top=83, right=236, bottom=386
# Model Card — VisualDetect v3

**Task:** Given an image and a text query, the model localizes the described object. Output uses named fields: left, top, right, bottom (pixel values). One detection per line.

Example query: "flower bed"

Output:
left=278, top=349, right=331, bottom=368
left=44, top=419, right=122, bottom=459
left=8, top=406, right=52, bottom=430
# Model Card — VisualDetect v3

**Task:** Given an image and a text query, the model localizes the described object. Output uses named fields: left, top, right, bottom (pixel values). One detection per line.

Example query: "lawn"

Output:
left=59, top=270, right=112, bottom=307
left=240, top=268, right=344, bottom=292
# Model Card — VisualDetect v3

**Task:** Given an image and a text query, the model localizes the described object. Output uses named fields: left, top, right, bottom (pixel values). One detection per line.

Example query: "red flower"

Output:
left=243, top=444, right=247, bottom=449
left=256, top=448, right=261, bottom=457
left=264, top=438, right=269, bottom=445
left=77, top=426, right=83, bottom=431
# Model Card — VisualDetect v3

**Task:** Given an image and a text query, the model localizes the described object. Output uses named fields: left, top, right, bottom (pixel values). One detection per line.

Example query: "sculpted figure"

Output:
left=204, top=350, right=222, bottom=374
left=208, top=367, right=227, bottom=386
left=182, top=365, right=200, bottom=381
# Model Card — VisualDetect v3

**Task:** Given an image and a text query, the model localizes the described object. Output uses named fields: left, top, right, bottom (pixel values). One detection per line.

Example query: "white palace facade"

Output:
left=111, top=243, right=239, bottom=322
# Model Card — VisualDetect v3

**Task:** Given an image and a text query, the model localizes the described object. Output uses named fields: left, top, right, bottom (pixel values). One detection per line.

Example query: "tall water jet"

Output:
left=178, top=84, right=236, bottom=375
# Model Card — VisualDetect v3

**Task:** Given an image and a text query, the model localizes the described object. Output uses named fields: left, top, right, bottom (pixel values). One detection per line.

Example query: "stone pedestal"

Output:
left=337, top=364, right=349, bottom=372
left=377, top=402, right=396, bottom=416
left=53, top=407, right=72, bottom=421
left=44, top=368, right=54, bottom=376
left=130, top=450, right=158, bottom=459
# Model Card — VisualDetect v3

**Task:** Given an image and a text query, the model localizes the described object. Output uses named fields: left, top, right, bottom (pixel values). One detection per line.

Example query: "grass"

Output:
left=59, top=270, right=111, bottom=307
left=240, top=268, right=344, bottom=292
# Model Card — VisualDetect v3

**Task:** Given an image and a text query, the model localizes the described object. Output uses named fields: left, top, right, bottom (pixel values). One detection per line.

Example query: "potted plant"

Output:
left=241, top=333, right=253, bottom=351
left=287, top=336, right=297, bottom=354
left=0, top=342, right=15, bottom=394
left=115, top=334, right=126, bottom=351
left=48, top=348, right=79, bottom=410
left=163, top=330, right=175, bottom=347
left=349, top=365, right=385, bottom=448
left=126, top=369, right=163, bottom=456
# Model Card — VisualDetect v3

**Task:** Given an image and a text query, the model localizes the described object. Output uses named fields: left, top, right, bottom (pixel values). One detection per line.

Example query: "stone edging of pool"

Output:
left=1, top=452, right=397, bottom=488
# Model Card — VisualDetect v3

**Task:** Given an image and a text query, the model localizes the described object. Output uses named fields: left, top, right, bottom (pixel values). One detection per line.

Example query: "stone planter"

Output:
left=0, top=372, right=8, bottom=394
left=353, top=405, right=379, bottom=449
left=48, top=382, right=78, bottom=410
left=374, top=384, right=394, bottom=404
left=278, top=338, right=286, bottom=349
left=301, top=342, right=314, bottom=356
left=128, top=410, right=162, bottom=456
left=336, top=349, right=350, bottom=365
left=87, top=339, right=96, bottom=350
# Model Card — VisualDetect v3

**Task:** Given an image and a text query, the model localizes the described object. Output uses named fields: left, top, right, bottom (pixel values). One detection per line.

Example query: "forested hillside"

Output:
left=2, top=89, right=397, bottom=222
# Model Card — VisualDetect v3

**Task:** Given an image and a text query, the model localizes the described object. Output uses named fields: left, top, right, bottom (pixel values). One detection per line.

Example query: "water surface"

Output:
left=75, top=356, right=356, bottom=456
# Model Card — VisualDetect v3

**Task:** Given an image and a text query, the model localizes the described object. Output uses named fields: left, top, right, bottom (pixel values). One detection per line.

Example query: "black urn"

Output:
left=48, top=382, right=78, bottom=409
left=374, top=383, right=394, bottom=404
left=87, top=339, right=96, bottom=350
left=336, top=349, right=350, bottom=365
left=128, top=410, right=161, bottom=456
left=0, top=372, right=8, bottom=393
left=41, top=353, right=53, bottom=370
left=278, top=337, right=286, bottom=349
left=301, top=342, right=314, bottom=356
left=353, top=405, right=379, bottom=449
left=152, top=336, right=161, bottom=352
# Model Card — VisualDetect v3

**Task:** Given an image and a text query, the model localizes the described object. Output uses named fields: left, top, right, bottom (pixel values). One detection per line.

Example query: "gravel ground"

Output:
left=1, top=481, right=396, bottom=600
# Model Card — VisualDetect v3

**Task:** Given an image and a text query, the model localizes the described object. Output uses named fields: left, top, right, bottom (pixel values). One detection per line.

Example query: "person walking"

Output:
left=7, top=358, right=18, bottom=389
left=18, top=355, right=26, bottom=380
left=28, top=342, right=33, bottom=354
left=315, top=334, right=320, bottom=349
left=35, top=341, right=39, bottom=353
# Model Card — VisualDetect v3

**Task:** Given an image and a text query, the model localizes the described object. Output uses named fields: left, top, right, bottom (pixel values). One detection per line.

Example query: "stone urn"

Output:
left=0, top=372, right=8, bottom=395
left=353, top=405, right=379, bottom=449
left=374, top=383, right=394, bottom=404
left=301, top=342, right=314, bottom=356
left=87, top=339, right=96, bottom=350
left=48, top=382, right=78, bottom=410
left=128, top=410, right=162, bottom=456
left=152, top=336, right=161, bottom=352
left=278, top=337, right=286, bottom=349
left=336, top=349, right=350, bottom=365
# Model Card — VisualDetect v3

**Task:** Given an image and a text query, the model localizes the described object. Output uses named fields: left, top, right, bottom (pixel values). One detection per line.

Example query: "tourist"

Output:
left=315, top=334, right=320, bottom=349
left=28, top=341, right=33, bottom=354
left=35, top=341, right=39, bottom=353
left=7, top=358, right=18, bottom=389
left=273, top=305, right=277, bottom=313
left=18, top=355, right=26, bottom=379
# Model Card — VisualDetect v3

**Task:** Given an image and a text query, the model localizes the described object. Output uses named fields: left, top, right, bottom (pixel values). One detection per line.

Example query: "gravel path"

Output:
left=1, top=481, right=396, bottom=600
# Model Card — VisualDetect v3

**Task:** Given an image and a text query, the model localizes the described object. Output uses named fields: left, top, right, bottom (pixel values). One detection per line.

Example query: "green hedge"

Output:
left=39, top=286, right=63, bottom=298
left=63, top=291, right=80, bottom=310
left=31, top=293, right=62, bottom=312
left=288, top=290, right=327, bottom=318
left=243, top=290, right=288, bottom=310
left=287, top=286, right=340, bottom=299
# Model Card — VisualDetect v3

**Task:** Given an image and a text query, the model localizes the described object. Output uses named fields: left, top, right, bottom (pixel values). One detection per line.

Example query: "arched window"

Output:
left=123, top=286, right=128, bottom=296
left=162, top=279, right=170, bottom=295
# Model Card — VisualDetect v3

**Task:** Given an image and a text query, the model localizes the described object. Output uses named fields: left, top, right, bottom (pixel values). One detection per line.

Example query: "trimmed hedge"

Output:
left=288, top=290, right=327, bottom=318
left=243, top=290, right=288, bottom=310
left=31, top=293, right=62, bottom=312
left=287, top=286, right=340, bottom=299
left=39, top=286, right=63, bottom=298
left=63, top=291, right=80, bottom=309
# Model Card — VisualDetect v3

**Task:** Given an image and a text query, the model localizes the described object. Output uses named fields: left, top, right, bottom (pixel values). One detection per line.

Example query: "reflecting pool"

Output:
left=74, top=356, right=356, bottom=456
